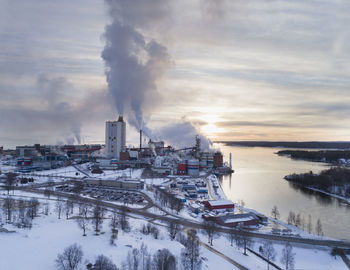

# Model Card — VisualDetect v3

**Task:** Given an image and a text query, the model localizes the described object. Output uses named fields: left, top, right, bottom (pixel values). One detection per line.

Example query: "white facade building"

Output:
left=105, top=116, right=126, bottom=159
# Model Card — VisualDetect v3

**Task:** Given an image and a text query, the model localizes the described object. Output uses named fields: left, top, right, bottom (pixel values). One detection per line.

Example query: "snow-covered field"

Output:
left=0, top=200, right=236, bottom=270
left=197, top=232, right=346, bottom=270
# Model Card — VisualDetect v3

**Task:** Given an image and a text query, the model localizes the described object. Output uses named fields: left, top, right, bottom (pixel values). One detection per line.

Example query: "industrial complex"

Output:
left=0, top=116, right=272, bottom=230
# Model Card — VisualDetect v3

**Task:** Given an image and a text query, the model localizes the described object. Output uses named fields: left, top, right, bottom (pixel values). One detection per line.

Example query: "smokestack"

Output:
left=118, top=115, right=124, bottom=122
left=140, top=129, right=142, bottom=152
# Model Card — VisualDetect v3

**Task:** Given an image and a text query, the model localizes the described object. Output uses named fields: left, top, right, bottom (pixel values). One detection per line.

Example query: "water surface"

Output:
left=218, top=144, right=350, bottom=240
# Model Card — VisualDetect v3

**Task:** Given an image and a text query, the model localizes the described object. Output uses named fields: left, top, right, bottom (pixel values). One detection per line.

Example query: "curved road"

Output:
left=12, top=185, right=350, bottom=249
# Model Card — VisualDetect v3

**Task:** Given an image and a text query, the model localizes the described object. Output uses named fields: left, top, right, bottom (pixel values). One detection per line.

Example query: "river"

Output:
left=217, top=144, right=350, bottom=240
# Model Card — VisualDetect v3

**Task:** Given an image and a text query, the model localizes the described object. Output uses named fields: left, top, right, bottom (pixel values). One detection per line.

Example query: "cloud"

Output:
left=1, top=0, right=350, bottom=146
left=0, top=73, right=112, bottom=146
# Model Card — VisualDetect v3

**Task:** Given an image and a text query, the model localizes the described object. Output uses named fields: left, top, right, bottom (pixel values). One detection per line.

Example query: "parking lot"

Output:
left=55, top=184, right=146, bottom=205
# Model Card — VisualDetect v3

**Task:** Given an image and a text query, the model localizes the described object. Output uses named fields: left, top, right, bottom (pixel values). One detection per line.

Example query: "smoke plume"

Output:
left=37, top=74, right=82, bottom=144
left=101, top=0, right=213, bottom=149
left=156, top=121, right=212, bottom=150
left=101, top=0, right=171, bottom=136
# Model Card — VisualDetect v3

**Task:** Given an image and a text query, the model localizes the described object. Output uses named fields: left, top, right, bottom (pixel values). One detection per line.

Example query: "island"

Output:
left=284, top=167, right=350, bottom=202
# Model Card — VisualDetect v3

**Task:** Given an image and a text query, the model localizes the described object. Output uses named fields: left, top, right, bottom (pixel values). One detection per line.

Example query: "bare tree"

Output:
left=3, top=196, right=16, bottom=222
left=126, top=248, right=140, bottom=270
left=55, top=243, right=83, bottom=270
left=76, top=216, right=89, bottom=236
left=202, top=220, right=217, bottom=246
left=280, top=243, right=295, bottom=270
left=315, top=219, right=323, bottom=236
left=18, top=199, right=26, bottom=223
left=259, top=241, right=276, bottom=270
left=28, top=197, right=40, bottom=219
left=110, top=212, right=119, bottom=245
left=271, top=206, right=280, bottom=219
left=168, top=222, right=181, bottom=241
left=181, top=229, right=201, bottom=270
left=65, top=200, right=73, bottom=219
left=307, top=214, right=312, bottom=234
left=44, top=187, right=53, bottom=199
left=44, top=201, right=50, bottom=216
left=119, top=206, right=130, bottom=232
left=55, top=197, right=64, bottom=219
left=91, top=200, right=105, bottom=235
left=94, top=255, right=118, bottom=270
left=227, top=226, right=236, bottom=246
left=4, top=172, right=16, bottom=195
left=140, top=243, right=149, bottom=270
left=235, top=227, right=253, bottom=255
left=295, top=213, right=301, bottom=227
left=110, top=211, right=118, bottom=232
left=151, top=226, right=160, bottom=239
left=287, top=211, right=296, bottom=225
left=238, top=199, right=245, bottom=213
left=300, top=215, right=306, bottom=231
left=175, top=198, right=184, bottom=214
left=153, top=248, right=176, bottom=270
left=78, top=203, right=89, bottom=217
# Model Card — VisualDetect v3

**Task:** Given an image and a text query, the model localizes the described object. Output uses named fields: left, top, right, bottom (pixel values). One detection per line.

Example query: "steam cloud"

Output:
left=102, top=0, right=212, bottom=150
left=37, top=74, right=82, bottom=144
left=156, top=121, right=212, bottom=150
left=101, top=0, right=171, bottom=137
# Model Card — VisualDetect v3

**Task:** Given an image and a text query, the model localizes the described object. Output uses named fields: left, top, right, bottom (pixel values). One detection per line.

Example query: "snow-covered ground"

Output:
left=308, top=186, right=350, bottom=204
left=197, top=232, right=347, bottom=270
left=0, top=200, right=236, bottom=270
left=1, top=164, right=348, bottom=270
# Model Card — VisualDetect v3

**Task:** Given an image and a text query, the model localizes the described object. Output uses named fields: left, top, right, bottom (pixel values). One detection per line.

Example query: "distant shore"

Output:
left=217, top=141, right=350, bottom=149
left=277, top=149, right=350, bottom=165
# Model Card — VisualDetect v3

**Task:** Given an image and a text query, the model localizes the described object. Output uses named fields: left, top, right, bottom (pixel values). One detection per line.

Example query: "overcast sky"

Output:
left=1, top=0, right=350, bottom=148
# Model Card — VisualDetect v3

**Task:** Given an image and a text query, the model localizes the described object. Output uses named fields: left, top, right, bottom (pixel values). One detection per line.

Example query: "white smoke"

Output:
left=101, top=0, right=171, bottom=137
left=102, top=0, right=212, bottom=149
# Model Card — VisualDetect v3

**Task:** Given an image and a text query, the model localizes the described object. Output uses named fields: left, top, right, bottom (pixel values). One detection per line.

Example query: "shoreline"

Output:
left=306, top=186, right=350, bottom=205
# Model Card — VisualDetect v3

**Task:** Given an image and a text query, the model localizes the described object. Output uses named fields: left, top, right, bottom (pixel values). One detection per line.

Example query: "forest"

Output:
left=285, top=167, right=350, bottom=198
left=277, top=150, right=350, bottom=163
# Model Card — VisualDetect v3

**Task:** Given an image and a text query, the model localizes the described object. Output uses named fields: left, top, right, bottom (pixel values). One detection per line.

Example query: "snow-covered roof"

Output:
left=219, top=213, right=257, bottom=224
left=208, top=200, right=234, bottom=206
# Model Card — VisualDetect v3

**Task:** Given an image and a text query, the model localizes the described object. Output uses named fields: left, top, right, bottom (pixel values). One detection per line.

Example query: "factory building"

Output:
left=85, top=178, right=144, bottom=190
left=203, top=199, right=235, bottom=211
left=16, top=145, right=36, bottom=157
left=202, top=213, right=259, bottom=228
left=105, top=116, right=126, bottom=159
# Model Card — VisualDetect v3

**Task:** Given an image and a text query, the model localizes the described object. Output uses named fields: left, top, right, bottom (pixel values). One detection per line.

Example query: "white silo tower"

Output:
left=105, top=115, right=126, bottom=159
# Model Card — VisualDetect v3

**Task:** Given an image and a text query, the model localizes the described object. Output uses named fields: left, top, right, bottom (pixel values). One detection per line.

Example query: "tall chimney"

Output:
left=140, top=129, right=142, bottom=152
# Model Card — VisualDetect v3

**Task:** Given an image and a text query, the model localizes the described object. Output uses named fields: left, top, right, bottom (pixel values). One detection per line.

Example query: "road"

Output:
left=11, top=185, right=350, bottom=249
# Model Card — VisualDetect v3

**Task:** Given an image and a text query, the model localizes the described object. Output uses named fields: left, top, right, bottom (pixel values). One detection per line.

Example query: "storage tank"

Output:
left=110, top=159, right=118, bottom=166
left=207, top=156, right=214, bottom=168
left=23, top=158, right=32, bottom=166
left=199, top=160, right=207, bottom=170
left=177, top=162, right=187, bottom=175
left=188, top=159, right=200, bottom=176
left=17, top=158, right=24, bottom=166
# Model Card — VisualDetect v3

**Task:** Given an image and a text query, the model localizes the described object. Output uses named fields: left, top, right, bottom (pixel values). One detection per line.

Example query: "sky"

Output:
left=1, top=0, right=350, bottom=148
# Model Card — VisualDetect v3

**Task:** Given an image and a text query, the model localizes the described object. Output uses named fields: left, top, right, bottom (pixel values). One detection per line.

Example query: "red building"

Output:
left=213, top=152, right=223, bottom=168
left=203, top=200, right=235, bottom=210
left=177, top=163, right=187, bottom=175
left=203, top=213, right=259, bottom=228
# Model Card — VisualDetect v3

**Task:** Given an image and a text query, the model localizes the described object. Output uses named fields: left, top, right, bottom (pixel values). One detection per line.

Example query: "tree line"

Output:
left=285, top=167, right=350, bottom=198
